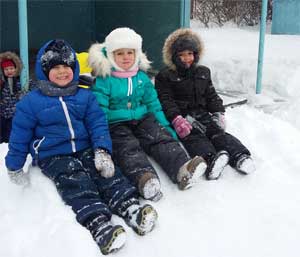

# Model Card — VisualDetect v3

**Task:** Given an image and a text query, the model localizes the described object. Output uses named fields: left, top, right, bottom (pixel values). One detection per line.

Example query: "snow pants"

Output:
left=109, top=113, right=190, bottom=185
left=181, top=112, right=251, bottom=167
left=38, top=148, right=138, bottom=226
left=0, top=117, right=12, bottom=143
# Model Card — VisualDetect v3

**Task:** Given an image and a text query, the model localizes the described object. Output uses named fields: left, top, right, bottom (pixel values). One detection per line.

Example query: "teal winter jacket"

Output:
left=92, top=71, right=177, bottom=138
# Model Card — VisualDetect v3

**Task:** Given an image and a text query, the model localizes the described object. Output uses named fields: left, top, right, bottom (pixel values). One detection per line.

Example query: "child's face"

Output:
left=3, top=66, right=17, bottom=78
left=178, top=50, right=195, bottom=68
left=113, top=48, right=135, bottom=71
left=48, top=64, right=73, bottom=87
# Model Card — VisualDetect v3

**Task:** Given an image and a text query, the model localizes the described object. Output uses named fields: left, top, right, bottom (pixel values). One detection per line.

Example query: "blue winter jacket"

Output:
left=5, top=40, right=112, bottom=171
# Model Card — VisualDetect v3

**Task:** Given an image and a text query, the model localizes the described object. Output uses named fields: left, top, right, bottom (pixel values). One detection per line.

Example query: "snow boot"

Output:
left=138, top=172, right=163, bottom=201
left=123, top=204, right=158, bottom=236
left=86, top=216, right=126, bottom=255
left=177, top=155, right=207, bottom=190
left=206, top=150, right=229, bottom=180
left=236, top=154, right=255, bottom=174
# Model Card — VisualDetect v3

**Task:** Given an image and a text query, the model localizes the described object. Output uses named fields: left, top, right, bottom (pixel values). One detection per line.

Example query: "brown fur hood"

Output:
left=162, top=28, right=204, bottom=70
left=0, top=51, right=23, bottom=77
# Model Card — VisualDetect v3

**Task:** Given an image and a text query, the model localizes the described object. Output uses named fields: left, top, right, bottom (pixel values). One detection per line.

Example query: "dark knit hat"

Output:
left=171, top=36, right=199, bottom=57
left=171, top=36, right=199, bottom=71
left=41, top=39, right=76, bottom=77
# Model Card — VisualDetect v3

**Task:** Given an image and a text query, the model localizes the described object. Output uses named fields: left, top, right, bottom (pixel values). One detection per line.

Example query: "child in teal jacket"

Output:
left=88, top=27, right=208, bottom=201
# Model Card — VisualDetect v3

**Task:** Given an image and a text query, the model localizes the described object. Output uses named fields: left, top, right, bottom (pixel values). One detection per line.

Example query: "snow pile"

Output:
left=1, top=22, right=300, bottom=257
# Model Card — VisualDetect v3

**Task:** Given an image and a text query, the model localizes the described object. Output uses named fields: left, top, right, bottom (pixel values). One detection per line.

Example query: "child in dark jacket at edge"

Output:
left=5, top=39, right=158, bottom=255
left=0, top=52, right=23, bottom=143
left=88, top=27, right=208, bottom=201
left=155, top=28, right=255, bottom=179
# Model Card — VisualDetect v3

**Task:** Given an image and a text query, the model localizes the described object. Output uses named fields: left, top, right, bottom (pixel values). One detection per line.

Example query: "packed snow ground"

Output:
left=1, top=21, right=300, bottom=257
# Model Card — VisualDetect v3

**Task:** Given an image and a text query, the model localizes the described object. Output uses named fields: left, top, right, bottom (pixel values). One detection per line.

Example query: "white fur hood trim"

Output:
left=88, top=43, right=111, bottom=77
left=88, top=43, right=151, bottom=77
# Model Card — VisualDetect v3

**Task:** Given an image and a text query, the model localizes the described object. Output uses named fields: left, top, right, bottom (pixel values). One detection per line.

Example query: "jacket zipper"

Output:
left=127, top=77, right=133, bottom=109
left=59, top=96, right=76, bottom=152
left=32, top=136, right=45, bottom=165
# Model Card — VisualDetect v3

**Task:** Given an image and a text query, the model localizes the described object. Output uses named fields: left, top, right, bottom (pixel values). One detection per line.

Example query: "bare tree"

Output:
left=192, top=0, right=273, bottom=27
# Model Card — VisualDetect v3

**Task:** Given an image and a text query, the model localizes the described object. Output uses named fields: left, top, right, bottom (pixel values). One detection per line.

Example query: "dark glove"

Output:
left=185, top=115, right=206, bottom=134
left=7, top=168, right=30, bottom=186
left=211, top=112, right=226, bottom=131
left=79, top=75, right=95, bottom=87
left=94, top=148, right=115, bottom=178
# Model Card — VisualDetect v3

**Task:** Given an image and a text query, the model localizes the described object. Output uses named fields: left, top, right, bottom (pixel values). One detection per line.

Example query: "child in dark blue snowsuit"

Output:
left=5, top=39, right=157, bottom=255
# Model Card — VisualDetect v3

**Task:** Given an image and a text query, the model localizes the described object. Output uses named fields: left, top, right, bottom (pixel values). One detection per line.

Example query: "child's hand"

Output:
left=94, top=148, right=115, bottom=178
left=7, top=168, right=30, bottom=186
left=172, top=115, right=192, bottom=138
left=211, top=112, right=226, bottom=131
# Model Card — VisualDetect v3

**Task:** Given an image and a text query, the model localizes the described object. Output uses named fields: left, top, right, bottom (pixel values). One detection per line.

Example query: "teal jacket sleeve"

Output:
left=91, top=77, right=110, bottom=116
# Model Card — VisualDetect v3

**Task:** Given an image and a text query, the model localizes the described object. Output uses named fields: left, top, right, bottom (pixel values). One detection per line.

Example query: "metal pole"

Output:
left=180, top=0, right=191, bottom=28
left=255, top=0, right=268, bottom=94
left=18, top=0, right=29, bottom=91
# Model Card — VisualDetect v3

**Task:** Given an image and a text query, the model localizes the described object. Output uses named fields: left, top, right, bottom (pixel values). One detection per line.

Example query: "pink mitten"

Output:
left=172, top=115, right=192, bottom=138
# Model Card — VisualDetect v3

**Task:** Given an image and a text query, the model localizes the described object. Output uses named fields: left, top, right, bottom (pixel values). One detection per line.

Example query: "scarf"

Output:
left=37, top=80, right=78, bottom=96
left=111, top=67, right=138, bottom=78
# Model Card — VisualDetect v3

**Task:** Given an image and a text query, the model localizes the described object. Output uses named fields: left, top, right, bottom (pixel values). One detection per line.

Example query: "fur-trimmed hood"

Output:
left=0, top=51, right=23, bottom=77
left=162, top=28, right=204, bottom=71
left=88, top=27, right=151, bottom=77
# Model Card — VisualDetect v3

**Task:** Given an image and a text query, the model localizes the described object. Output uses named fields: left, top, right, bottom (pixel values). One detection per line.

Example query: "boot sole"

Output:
left=150, top=191, right=164, bottom=202
left=142, top=177, right=162, bottom=201
left=207, top=152, right=229, bottom=180
left=135, top=205, right=158, bottom=236
left=179, top=156, right=207, bottom=190
left=236, top=157, right=255, bottom=175
left=101, top=226, right=126, bottom=255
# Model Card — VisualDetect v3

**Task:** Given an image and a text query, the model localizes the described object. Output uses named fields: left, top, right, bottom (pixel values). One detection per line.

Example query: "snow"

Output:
left=1, top=21, right=300, bottom=257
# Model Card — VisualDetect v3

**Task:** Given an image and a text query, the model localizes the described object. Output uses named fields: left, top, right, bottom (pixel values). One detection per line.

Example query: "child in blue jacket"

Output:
left=5, top=39, right=157, bottom=255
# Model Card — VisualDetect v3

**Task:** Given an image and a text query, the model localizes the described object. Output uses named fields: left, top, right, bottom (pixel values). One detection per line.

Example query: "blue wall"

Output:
left=272, top=0, right=300, bottom=35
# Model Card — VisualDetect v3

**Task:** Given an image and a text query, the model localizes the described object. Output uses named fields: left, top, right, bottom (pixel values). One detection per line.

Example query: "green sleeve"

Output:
left=142, top=76, right=178, bottom=139
left=91, top=77, right=110, bottom=115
